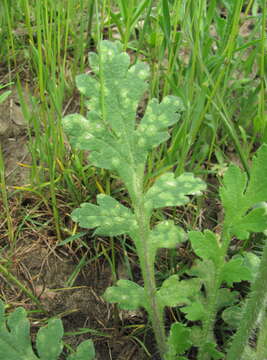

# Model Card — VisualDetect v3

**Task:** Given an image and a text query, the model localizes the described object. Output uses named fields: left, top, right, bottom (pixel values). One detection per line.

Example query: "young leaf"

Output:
left=157, top=275, right=201, bottom=309
left=181, top=301, right=206, bottom=321
left=220, top=256, right=252, bottom=286
left=136, top=95, right=184, bottom=153
left=0, top=304, right=37, bottom=360
left=67, top=340, right=95, bottom=360
left=103, top=280, right=147, bottom=311
left=36, top=319, right=63, bottom=360
left=71, top=194, right=137, bottom=236
left=230, top=207, right=267, bottom=240
left=245, top=145, right=267, bottom=206
left=150, top=221, right=186, bottom=260
left=62, top=40, right=184, bottom=195
left=189, top=230, right=223, bottom=264
left=0, top=301, right=95, bottom=360
left=165, top=322, right=192, bottom=360
left=220, top=145, right=267, bottom=238
left=145, top=172, right=206, bottom=210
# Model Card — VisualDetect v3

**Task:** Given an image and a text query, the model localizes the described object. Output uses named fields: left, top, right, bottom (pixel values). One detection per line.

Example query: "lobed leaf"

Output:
left=189, top=230, right=223, bottom=264
left=230, top=207, right=267, bottom=240
left=181, top=302, right=206, bottom=321
left=103, top=280, right=147, bottom=311
left=67, top=340, right=95, bottom=360
left=71, top=194, right=137, bottom=236
left=36, top=319, right=63, bottom=360
left=149, top=221, right=186, bottom=262
left=0, top=303, right=36, bottom=360
left=220, top=256, right=252, bottom=287
left=220, top=145, right=267, bottom=239
left=245, top=145, right=267, bottom=206
left=165, top=322, right=192, bottom=360
left=62, top=40, right=184, bottom=194
left=157, top=275, right=201, bottom=309
left=0, top=301, right=95, bottom=360
left=136, top=96, right=184, bottom=154
left=145, top=172, right=206, bottom=210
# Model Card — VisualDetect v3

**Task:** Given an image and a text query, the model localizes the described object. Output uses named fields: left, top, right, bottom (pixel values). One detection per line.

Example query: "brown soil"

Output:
left=0, top=87, right=31, bottom=187
left=0, top=89, right=154, bottom=359
left=0, top=235, right=154, bottom=359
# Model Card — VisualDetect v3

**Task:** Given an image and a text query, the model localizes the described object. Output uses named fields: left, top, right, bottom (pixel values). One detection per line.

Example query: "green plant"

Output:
left=63, top=40, right=267, bottom=359
left=62, top=40, right=205, bottom=358
left=0, top=301, right=95, bottom=360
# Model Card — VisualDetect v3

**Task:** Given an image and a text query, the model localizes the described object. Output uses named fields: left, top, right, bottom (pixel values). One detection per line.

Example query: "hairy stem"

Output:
left=256, top=308, right=267, bottom=360
left=197, top=268, right=222, bottom=360
left=198, top=229, right=232, bottom=360
left=132, top=177, right=167, bottom=359
left=226, top=239, right=267, bottom=360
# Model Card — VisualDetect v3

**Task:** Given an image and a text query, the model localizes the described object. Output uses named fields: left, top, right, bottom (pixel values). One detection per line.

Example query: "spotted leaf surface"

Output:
left=71, top=194, right=137, bottom=236
left=157, top=275, right=201, bottom=309
left=103, top=280, right=147, bottom=311
left=145, top=172, right=206, bottom=210
left=151, top=221, right=186, bottom=250
left=62, top=41, right=184, bottom=193
left=148, top=221, right=186, bottom=263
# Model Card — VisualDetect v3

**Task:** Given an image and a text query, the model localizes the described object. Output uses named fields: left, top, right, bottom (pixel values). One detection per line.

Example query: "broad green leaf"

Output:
left=220, top=165, right=247, bottom=220
left=150, top=221, right=186, bottom=261
left=136, top=96, right=184, bottom=153
left=157, top=275, right=201, bottom=308
left=220, top=145, right=267, bottom=238
left=189, top=230, right=222, bottom=264
left=67, top=340, right=95, bottom=360
left=220, top=256, right=252, bottom=286
left=71, top=194, right=137, bottom=236
left=145, top=172, right=206, bottom=210
left=62, top=114, right=96, bottom=151
left=181, top=302, right=206, bottom=321
left=63, top=40, right=184, bottom=194
left=103, top=280, right=147, bottom=311
left=245, top=145, right=267, bottom=205
left=165, top=322, right=192, bottom=360
left=76, top=74, right=99, bottom=99
left=230, top=207, right=267, bottom=240
left=0, top=301, right=95, bottom=360
left=0, top=303, right=36, bottom=360
left=36, top=319, right=63, bottom=360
